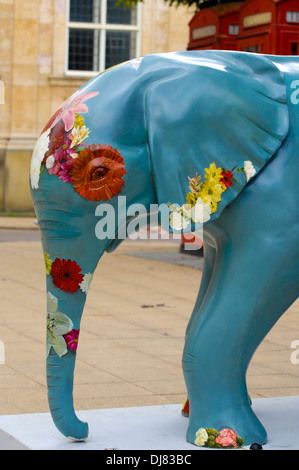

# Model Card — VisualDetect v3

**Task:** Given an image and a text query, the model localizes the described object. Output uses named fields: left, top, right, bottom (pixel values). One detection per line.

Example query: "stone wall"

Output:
left=0, top=0, right=193, bottom=212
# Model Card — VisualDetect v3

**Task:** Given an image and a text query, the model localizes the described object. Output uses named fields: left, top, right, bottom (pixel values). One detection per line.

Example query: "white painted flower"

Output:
left=45, top=155, right=55, bottom=169
left=191, top=198, right=211, bottom=224
left=30, top=128, right=51, bottom=189
left=79, top=273, right=93, bottom=294
left=70, top=125, right=90, bottom=148
left=169, top=209, right=190, bottom=231
left=244, top=161, right=256, bottom=182
left=46, top=292, right=73, bottom=358
left=194, top=428, right=209, bottom=447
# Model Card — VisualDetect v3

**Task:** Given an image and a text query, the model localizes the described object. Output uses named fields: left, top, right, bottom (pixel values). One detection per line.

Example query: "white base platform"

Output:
left=0, top=396, right=299, bottom=450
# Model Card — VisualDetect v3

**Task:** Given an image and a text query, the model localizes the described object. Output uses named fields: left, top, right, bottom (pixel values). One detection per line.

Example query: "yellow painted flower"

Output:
left=73, top=113, right=85, bottom=128
left=186, top=191, right=198, bottom=207
left=200, top=181, right=225, bottom=213
left=204, top=162, right=223, bottom=185
left=43, top=251, right=52, bottom=275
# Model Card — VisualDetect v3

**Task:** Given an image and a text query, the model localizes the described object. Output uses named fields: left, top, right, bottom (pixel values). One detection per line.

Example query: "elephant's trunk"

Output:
left=47, top=348, right=88, bottom=440
left=44, top=245, right=101, bottom=441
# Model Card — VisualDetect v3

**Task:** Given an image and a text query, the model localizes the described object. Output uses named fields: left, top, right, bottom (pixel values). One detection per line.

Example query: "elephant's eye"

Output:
left=91, top=167, right=109, bottom=181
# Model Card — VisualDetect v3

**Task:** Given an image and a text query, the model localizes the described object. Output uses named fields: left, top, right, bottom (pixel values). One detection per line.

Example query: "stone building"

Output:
left=0, top=0, right=192, bottom=211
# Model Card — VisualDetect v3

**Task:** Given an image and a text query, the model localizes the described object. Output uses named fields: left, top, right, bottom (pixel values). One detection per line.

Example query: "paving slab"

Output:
left=0, top=397, right=298, bottom=450
left=0, top=220, right=298, bottom=452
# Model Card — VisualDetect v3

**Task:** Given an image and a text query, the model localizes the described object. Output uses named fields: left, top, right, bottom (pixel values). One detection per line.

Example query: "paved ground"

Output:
left=0, top=216, right=298, bottom=421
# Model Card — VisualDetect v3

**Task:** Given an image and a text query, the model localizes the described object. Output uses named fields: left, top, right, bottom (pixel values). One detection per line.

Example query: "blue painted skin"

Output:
left=31, top=51, right=299, bottom=446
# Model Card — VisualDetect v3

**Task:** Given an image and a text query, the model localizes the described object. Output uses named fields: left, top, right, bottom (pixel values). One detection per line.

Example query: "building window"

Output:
left=228, top=24, right=239, bottom=36
left=67, top=0, right=141, bottom=75
left=291, top=42, right=298, bottom=55
left=245, top=45, right=261, bottom=53
left=286, top=11, right=299, bottom=23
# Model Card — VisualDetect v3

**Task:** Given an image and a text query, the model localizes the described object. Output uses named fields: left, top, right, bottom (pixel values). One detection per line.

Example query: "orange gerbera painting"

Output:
left=71, top=144, right=126, bottom=201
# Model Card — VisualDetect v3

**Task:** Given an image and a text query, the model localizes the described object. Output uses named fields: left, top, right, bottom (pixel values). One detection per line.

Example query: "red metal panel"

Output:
left=219, top=10, right=239, bottom=50
left=188, top=0, right=299, bottom=55
left=188, top=9, right=219, bottom=50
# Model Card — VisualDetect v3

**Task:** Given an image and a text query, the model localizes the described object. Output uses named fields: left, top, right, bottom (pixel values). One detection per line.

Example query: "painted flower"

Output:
left=51, top=134, right=74, bottom=162
left=50, top=90, right=99, bottom=132
left=71, top=144, right=126, bottom=201
left=200, top=181, right=225, bottom=213
left=221, top=170, right=234, bottom=188
left=73, top=113, right=85, bottom=129
left=70, top=125, right=90, bottom=148
left=244, top=160, right=256, bottom=182
left=45, top=155, right=55, bottom=170
left=194, top=428, right=209, bottom=447
left=44, top=251, right=52, bottom=275
left=64, top=329, right=80, bottom=352
left=56, top=160, right=75, bottom=183
left=30, top=128, right=51, bottom=189
left=215, top=428, right=238, bottom=448
left=51, top=258, right=84, bottom=293
left=46, top=292, right=73, bottom=357
left=47, top=120, right=66, bottom=156
left=169, top=209, right=190, bottom=231
left=204, top=162, right=223, bottom=185
left=79, top=273, right=93, bottom=294
left=191, top=197, right=211, bottom=223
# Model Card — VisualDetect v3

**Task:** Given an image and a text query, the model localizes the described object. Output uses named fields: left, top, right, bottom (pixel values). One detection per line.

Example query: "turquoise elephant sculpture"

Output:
left=30, top=51, right=299, bottom=448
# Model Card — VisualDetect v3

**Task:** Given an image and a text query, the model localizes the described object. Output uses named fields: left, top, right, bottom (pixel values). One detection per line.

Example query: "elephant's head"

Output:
left=30, top=51, right=289, bottom=441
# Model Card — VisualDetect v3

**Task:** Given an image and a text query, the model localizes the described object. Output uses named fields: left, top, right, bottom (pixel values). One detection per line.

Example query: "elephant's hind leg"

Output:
left=182, top=239, right=298, bottom=447
left=182, top=242, right=216, bottom=417
left=185, top=242, right=216, bottom=337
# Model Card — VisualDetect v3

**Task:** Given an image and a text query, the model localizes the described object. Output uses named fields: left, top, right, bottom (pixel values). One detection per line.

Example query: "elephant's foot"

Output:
left=186, top=399, right=267, bottom=449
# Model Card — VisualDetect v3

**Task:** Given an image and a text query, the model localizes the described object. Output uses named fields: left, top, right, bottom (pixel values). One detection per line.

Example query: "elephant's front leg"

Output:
left=182, top=234, right=298, bottom=448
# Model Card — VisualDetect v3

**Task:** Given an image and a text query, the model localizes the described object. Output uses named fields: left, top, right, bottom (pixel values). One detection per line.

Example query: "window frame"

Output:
left=65, top=0, right=142, bottom=76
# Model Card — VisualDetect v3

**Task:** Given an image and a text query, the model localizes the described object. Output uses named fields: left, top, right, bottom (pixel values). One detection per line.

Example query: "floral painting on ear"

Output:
left=30, top=89, right=126, bottom=201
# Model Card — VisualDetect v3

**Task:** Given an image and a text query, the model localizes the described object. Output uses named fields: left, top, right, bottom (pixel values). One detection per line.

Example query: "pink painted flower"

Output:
left=64, top=329, right=80, bottom=352
left=52, top=135, right=73, bottom=162
left=58, top=160, right=74, bottom=183
left=51, top=90, right=99, bottom=132
left=215, top=428, right=238, bottom=448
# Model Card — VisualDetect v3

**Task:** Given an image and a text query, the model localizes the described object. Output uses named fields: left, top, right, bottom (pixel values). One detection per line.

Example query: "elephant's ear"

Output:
left=146, top=51, right=289, bottom=230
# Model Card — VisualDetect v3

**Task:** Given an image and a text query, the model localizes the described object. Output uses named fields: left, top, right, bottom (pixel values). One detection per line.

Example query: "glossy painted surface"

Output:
left=31, top=51, right=299, bottom=445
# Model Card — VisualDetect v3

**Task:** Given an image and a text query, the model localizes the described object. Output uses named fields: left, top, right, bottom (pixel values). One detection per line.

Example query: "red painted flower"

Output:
left=71, top=144, right=126, bottom=201
left=64, top=329, right=80, bottom=352
left=47, top=120, right=66, bottom=156
left=51, top=258, right=84, bottom=293
left=215, top=428, right=238, bottom=448
left=221, top=170, right=234, bottom=188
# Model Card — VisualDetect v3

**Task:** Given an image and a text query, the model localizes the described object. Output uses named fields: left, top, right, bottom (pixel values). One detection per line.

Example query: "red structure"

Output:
left=188, top=0, right=299, bottom=55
